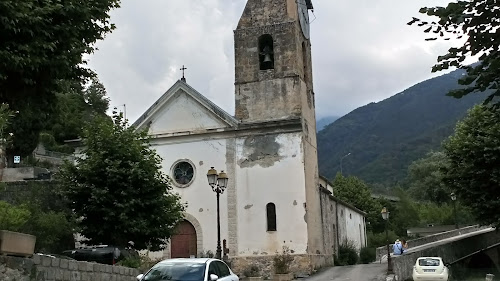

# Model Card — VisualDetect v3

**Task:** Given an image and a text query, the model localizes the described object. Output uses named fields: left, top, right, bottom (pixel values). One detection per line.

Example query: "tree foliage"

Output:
left=409, top=0, right=500, bottom=105
left=407, top=151, right=452, bottom=203
left=59, top=112, right=185, bottom=251
left=0, top=201, right=31, bottom=231
left=0, top=198, right=75, bottom=254
left=392, top=189, right=420, bottom=237
left=0, top=0, right=120, bottom=160
left=331, top=173, right=384, bottom=233
left=42, top=77, right=110, bottom=153
left=443, top=105, right=500, bottom=227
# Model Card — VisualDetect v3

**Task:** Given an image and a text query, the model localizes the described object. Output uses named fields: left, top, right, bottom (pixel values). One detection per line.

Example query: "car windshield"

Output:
left=418, top=258, right=441, bottom=266
left=143, top=261, right=206, bottom=281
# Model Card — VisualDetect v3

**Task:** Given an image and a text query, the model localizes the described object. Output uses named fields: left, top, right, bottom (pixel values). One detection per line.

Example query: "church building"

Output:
left=132, top=0, right=366, bottom=274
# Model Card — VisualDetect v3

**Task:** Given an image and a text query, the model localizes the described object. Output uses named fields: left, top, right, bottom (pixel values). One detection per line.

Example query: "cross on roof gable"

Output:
left=132, top=80, right=239, bottom=132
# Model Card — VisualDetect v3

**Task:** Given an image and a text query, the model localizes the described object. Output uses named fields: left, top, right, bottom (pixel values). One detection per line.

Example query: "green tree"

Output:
left=407, top=151, right=451, bottom=203
left=0, top=0, right=120, bottom=161
left=409, top=0, right=500, bottom=105
left=59, top=112, right=185, bottom=251
left=42, top=77, right=110, bottom=153
left=331, top=173, right=384, bottom=233
left=392, top=189, right=420, bottom=237
left=442, top=105, right=500, bottom=227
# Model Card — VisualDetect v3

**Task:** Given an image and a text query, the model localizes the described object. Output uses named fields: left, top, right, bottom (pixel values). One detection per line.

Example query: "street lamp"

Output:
left=381, top=207, right=393, bottom=274
left=340, top=152, right=351, bottom=174
left=207, top=167, right=228, bottom=259
left=451, top=192, right=458, bottom=229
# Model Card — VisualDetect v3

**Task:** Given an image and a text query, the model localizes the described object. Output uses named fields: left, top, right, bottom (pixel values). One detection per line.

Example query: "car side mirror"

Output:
left=210, top=274, right=219, bottom=281
left=136, top=274, right=144, bottom=280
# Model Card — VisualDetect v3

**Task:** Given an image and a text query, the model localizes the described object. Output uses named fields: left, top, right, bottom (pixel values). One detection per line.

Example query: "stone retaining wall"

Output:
left=0, top=254, right=140, bottom=281
left=230, top=253, right=332, bottom=279
left=376, top=225, right=485, bottom=260
left=392, top=227, right=500, bottom=281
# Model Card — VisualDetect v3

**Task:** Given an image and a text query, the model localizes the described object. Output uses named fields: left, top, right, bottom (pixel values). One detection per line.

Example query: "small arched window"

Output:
left=259, top=34, right=274, bottom=70
left=266, top=203, right=277, bottom=231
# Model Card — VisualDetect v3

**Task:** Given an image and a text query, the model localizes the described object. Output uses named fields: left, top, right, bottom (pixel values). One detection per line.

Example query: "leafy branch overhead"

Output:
left=409, top=0, right=500, bottom=105
left=0, top=0, right=120, bottom=160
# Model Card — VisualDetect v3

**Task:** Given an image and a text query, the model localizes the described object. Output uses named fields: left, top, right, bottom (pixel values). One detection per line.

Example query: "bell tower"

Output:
left=234, top=0, right=315, bottom=124
left=233, top=0, right=326, bottom=269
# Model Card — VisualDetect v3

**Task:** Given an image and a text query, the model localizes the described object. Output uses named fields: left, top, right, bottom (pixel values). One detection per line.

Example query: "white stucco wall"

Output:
left=149, top=91, right=228, bottom=135
left=337, top=203, right=366, bottom=251
left=234, top=132, right=309, bottom=256
left=152, top=137, right=230, bottom=256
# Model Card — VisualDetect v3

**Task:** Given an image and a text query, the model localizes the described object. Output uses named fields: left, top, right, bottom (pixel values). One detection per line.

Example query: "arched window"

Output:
left=259, top=34, right=274, bottom=70
left=266, top=203, right=277, bottom=231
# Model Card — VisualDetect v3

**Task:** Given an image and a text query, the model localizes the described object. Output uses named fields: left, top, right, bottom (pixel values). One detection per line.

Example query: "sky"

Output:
left=88, top=0, right=461, bottom=122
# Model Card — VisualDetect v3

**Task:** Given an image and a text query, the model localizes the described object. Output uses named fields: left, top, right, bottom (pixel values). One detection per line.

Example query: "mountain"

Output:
left=317, top=69, right=487, bottom=185
left=316, top=116, right=340, bottom=132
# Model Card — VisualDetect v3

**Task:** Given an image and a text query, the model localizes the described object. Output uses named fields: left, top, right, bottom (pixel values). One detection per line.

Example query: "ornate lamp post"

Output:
left=381, top=207, right=393, bottom=274
left=451, top=192, right=458, bottom=229
left=207, top=167, right=228, bottom=259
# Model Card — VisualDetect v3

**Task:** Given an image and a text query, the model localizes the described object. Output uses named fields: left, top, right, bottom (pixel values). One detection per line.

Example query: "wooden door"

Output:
left=171, top=220, right=197, bottom=258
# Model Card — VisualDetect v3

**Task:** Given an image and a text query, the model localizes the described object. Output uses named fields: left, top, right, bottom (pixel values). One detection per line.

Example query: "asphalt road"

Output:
left=303, top=264, right=388, bottom=281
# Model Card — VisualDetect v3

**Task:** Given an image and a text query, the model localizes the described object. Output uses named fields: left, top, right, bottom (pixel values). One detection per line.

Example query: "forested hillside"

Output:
left=317, top=69, right=487, bottom=185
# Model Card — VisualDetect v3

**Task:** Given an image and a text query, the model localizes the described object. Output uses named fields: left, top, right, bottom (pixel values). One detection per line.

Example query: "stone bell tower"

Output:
left=234, top=0, right=315, bottom=126
left=233, top=0, right=328, bottom=272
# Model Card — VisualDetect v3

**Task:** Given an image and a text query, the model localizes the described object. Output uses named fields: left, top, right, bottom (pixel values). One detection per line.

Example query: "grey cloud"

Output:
left=88, top=0, right=458, bottom=122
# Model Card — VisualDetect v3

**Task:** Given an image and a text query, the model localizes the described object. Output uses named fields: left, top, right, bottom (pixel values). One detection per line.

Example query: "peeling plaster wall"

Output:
left=235, top=132, right=308, bottom=256
left=151, top=138, right=230, bottom=256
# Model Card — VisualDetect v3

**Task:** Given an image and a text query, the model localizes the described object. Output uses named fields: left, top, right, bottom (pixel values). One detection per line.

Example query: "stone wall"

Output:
left=392, top=227, right=500, bottom=281
left=1, top=167, right=51, bottom=182
left=375, top=225, right=486, bottom=260
left=229, top=253, right=330, bottom=279
left=0, top=254, right=139, bottom=281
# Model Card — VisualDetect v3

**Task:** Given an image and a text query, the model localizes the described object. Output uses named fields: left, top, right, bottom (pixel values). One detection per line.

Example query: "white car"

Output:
left=412, top=257, right=449, bottom=281
left=137, top=258, right=239, bottom=281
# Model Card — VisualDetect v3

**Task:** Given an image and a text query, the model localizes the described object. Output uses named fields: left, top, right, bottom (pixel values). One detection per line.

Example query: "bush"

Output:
left=0, top=201, right=31, bottom=231
left=336, top=240, right=358, bottom=266
left=359, top=247, right=376, bottom=264
left=273, top=246, right=294, bottom=274
left=199, top=250, right=215, bottom=258
left=243, top=264, right=261, bottom=277
left=117, top=254, right=162, bottom=273
left=367, top=230, right=398, bottom=248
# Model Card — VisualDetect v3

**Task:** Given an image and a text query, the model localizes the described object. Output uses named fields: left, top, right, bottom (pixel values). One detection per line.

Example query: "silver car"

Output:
left=137, top=258, right=239, bottom=281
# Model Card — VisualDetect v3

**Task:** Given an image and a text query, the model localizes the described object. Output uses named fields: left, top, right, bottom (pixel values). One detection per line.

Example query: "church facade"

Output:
left=132, top=0, right=366, bottom=273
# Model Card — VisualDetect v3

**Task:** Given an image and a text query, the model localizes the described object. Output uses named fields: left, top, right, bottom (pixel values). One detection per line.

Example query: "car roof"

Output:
left=417, top=257, right=443, bottom=260
left=158, top=258, right=215, bottom=264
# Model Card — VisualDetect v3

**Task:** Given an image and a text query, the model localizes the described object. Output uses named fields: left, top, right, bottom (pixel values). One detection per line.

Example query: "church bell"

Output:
left=263, top=53, right=272, bottom=63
